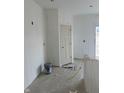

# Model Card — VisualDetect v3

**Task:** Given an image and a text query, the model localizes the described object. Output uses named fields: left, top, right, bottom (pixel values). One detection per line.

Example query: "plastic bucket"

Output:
left=44, top=63, right=52, bottom=74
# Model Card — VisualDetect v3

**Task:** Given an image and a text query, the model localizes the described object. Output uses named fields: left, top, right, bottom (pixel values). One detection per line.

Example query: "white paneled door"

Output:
left=60, top=25, right=72, bottom=65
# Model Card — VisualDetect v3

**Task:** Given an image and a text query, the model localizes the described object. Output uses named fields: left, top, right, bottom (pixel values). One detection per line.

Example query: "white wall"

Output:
left=84, top=60, right=99, bottom=93
left=45, top=9, right=60, bottom=66
left=73, top=14, right=99, bottom=59
left=24, top=0, right=46, bottom=89
left=59, top=9, right=73, bottom=25
left=44, top=9, right=74, bottom=66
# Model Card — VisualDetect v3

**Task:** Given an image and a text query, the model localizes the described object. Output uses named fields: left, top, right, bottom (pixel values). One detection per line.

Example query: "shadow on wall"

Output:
left=36, top=65, right=42, bottom=75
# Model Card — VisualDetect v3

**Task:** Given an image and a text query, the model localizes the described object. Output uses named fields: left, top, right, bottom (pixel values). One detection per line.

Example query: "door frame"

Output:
left=59, top=24, right=73, bottom=66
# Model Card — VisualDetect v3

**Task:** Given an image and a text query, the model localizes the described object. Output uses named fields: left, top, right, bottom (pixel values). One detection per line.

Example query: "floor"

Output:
left=25, top=60, right=86, bottom=93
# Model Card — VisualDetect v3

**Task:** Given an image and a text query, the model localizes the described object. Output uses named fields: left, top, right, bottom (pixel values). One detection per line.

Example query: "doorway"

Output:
left=60, top=24, right=73, bottom=66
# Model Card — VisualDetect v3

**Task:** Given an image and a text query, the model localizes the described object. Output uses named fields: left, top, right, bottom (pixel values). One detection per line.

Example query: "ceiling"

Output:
left=34, top=0, right=99, bottom=15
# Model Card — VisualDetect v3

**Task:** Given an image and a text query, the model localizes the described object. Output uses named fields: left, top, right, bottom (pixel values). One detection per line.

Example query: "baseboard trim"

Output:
left=52, top=65, right=60, bottom=67
left=74, top=57, right=99, bottom=62
left=61, top=62, right=72, bottom=67
left=74, top=58, right=83, bottom=60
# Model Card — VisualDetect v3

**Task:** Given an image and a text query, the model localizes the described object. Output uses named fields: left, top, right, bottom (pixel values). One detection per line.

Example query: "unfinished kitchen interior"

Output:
left=24, top=0, right=99, bottom=93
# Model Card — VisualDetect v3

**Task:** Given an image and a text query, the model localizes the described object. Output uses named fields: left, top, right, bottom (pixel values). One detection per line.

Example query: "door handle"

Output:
left=61, top=46, right=64, bottom=48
